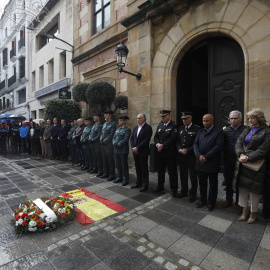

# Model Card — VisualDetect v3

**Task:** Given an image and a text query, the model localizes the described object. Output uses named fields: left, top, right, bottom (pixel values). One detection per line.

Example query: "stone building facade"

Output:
left=73, top=0, right=270, bottom=129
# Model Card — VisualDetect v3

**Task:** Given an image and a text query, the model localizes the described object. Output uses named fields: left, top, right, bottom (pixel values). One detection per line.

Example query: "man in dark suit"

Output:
left=193, top=114, right=224, bottom=211
left=154, top=110, right=178, bottom=197
left=176, top=112, right=200, bottom=202
left=50, top=117, right=61, bottom=159
left=58, top=119, right=69, bottom=161
left=130, top=113, right=153, bottom=192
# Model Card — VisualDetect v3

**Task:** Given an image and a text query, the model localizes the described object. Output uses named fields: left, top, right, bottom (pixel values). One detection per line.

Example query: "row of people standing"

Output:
left=69, top=112, right=132, bottom=186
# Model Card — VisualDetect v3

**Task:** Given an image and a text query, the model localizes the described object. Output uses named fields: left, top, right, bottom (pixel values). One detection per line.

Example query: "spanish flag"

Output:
left=61, top=188, right=126, bottom=225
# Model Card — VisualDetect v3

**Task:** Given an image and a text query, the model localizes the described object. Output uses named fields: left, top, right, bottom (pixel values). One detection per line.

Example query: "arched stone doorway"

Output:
left=177, top=36, right=245, bottom=128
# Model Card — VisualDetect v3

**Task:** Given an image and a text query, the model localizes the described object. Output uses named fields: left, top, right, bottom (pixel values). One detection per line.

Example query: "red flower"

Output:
left=51, top=202, right=55, bottom=207
left=59, top=201, right=64, bottom=205
left=38, top=221, right=46, bottom=228
left=22, top=220, right=27, bottom=227
left=21, top=213, right=27, bottom=219
left=60, top=214, right=66, bottom=219
left=52, top=197, right=58, bottom=201
left=15, top=214, right=20, bottom=220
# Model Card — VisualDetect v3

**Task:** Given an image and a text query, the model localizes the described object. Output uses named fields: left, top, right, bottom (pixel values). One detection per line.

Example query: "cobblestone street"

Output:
left=0, top=154, right=269, bottom=270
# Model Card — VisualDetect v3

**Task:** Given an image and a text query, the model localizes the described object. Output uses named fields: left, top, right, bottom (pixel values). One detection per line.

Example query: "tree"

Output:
left=114, top=95, right=128, bottom=110
left=72, top=83, right=89, bottom=102
left=86, top=81, right=116, bottom=112
left=44, top=99, right=81, bottom=123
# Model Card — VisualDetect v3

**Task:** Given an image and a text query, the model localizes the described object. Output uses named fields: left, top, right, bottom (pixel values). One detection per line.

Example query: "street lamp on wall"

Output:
left=115, top=42, right=141, bottom=81
left=45, top=33, right=74, bottom=55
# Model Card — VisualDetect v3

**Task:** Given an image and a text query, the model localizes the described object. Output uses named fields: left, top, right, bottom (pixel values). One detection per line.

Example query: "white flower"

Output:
left=23, top=208, right=28, bottom=213
left=28, top=212, right=34, bottom=216
left=29, top=220, right=37, bottom=227
left=39, top=213, right=46, bottom=219
left=19, top=212, right=24, bottom=216
left=45, top=200, right=50, bottom=204
left=45, top=217, right=53, bottom=223
left=69, top=204, right=74, bottom=209
left=13, top=213, right=15, bottom=217
left=54, top=203, right=59, bottom=209
left=18, top=218, right=23, bottom=225
left=15, top=221, right=19, bottom=226
left=58, top=208, right=65, bottom=214
left=28, top=227, right=37, bottom=232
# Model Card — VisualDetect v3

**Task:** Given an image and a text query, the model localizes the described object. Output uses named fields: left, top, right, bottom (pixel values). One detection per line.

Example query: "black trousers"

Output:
left=60, top=139, right=68, bottom=159
left=223, top=158, right=238, bottom=203
left=178, top=155, right=198, bottom=197
left=101, top=146, right=115, bottom=177
left=157, top=152, right=178, bottom=194
left=198, top=171, right=218, bottom=205
left=134, top=155, right=149, bottom=188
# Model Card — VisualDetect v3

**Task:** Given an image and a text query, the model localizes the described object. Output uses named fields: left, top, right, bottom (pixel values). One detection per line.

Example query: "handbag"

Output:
left=242, top=148, right=265, bottom=172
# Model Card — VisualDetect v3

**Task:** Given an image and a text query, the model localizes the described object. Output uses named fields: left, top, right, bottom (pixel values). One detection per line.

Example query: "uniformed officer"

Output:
left=100, top=111, right=116, bottom=181
left=80, top=117, right=93, bottom=171
left=89, top=113, right=103, bottom=176
left=11, top=121, right=21, bottom=154
left=0, top=122, right=8, bottom=155
left=176, top=112, right=200, bottom=202
left=153, top=110, right=178, bottom=197
left=112, top=116, right=131, bottom=186
left=67, top=120, right=76, bottom=162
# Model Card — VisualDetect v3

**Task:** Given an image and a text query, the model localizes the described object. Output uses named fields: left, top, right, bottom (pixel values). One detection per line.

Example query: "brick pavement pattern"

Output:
left=0, top=154, right=269, bottom=269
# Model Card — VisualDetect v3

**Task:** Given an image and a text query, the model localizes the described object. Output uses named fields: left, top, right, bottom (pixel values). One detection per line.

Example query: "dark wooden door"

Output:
left=209, top=37, right=244, bottom=129
left=177, top=37, right=244, bottom=129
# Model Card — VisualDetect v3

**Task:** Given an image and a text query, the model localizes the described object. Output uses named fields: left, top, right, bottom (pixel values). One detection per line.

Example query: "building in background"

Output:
left=0, top=0, right=29, bottom=118
left=73, top=0, right=270, bottom=130
left=28, top=0, right=74, bottom=120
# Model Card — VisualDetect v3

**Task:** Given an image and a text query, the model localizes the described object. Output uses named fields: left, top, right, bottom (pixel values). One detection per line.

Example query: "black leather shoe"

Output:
left=140, top=187, right=148, bottom=192
left=90, top=169, right=98, bottom=173
left=81, top=167, right=89, bottom=170
left=196, top=201, right=206, bottom=208
left=153, top=186, right=164, bottom=192
left=171, top=192, right=177, bottom=198
left=96, top=172, right=103, bottom=177
left=189, top=196, right=196, bottom=202
left=131, top=184, right=141, bottom=189
left=207, top=204, right=215, bottom=211
left=77, top=164, right=82, bottom=167
left=176, top=192, right=188, bottom=198
left=107, top=177, right=115, bottom=181
left=87, top=168, right=93, bottom=172
left=113, top=179, right=122, bottom=183
left=99, top=174, right=109, bottom=179
left=122, top=182, right=129, bottom=186
left=222, top=180, right=227, bottom=186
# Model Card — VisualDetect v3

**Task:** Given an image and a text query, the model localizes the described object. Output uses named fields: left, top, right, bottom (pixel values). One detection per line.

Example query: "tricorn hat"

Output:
left=181, top=112, right=193, bottom=119
left=104, top=110, right=114, bottom=115
left=160, top=110, right=171, bottom=117
left=119, top=116, right=130, bottom=120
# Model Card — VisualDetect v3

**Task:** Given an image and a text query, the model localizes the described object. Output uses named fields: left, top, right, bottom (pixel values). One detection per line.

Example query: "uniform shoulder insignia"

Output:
left=174, top=128, right=178, bottom=133
left=195, top=125, right=201, bottom=128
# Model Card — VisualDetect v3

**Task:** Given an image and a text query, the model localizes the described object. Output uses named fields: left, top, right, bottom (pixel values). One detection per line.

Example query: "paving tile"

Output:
left=201, top=248, right=250, bottom=270
left=106, top=193, right=127, bottom=203
left=147, top=225, right=182, bottom=248
left=169, top=235, right=212, bottom=265
left=103, top=245, right=151, bottom=270
left=215, top=234, right=258, bottom=263
left=225, top=219, right=267, bottom=245
left=60, top=185, right=80, bottom=192
left=157, top=201, right=184, bottom=215
left=259, top=223, right=270, bottom=250
left=175, top=207, right=206, bottom=223
left=44, top=178, right=66, bottom=185
left=198, top=214, right=232, bottom=233
left=207, top=206, right=238, bottom=222
left=94, top=189, right=115, bottom=198
left=76, top=181, right=93, bottom=188
left=249, top=246, right=270, bottom=270
left=185, top=224, right=223, bottom=247
left=89, top=262, right=112, bottom=270
left=124, top=216, right=158, bottom=235
left=31, top=260, right=55, bottom=270
left=162, top=215, right=194, bottom=234
left=50, top=244, right=100, bottom=270
left=118, top=198, right=142, bottom=210
left=143, top=262, right=166, bottom=270
left=131, top=193, right=155, bottom=203
left=88, top=178, right=105, bottom=184
left=83, top=233, right=124, bottom=260
left=0, top=188, right=21, bottom=195
left=5, top=196, right=28, bottom=208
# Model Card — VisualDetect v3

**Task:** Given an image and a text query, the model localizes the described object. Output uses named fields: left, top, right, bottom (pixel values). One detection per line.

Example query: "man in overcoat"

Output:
left=193, top=114, right=224, bottom=211
left=130, top=113, right=152, bottom=192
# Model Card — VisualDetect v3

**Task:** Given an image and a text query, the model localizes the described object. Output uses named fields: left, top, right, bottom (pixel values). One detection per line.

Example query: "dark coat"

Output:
left=113, top=126, right=131, bottom=155
left=154, top=121, right=178, bottom=157
left=49, top=124, right=61, bottom=140
left=223, top=124, right=246, bottom=162
left=176, top=123, right=201, bottom=155
left=193, top=126, right=224, bottom=173
left=58, top=125, right=69, bottom=140
left=130, top=123, right=153, bottom=156
left=73, top=124, right=85, bottom=144
left=234, top=125, right=270, bottom=194
left=263, top=152, right=270, bottom=219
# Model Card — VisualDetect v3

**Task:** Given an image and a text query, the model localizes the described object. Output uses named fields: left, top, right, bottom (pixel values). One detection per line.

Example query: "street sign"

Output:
left=59, top=89, right=71, bottom=99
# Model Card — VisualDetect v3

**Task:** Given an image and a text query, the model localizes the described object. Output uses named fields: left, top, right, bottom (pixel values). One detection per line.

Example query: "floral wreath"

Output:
left=11, top=196, right=76, bottom=234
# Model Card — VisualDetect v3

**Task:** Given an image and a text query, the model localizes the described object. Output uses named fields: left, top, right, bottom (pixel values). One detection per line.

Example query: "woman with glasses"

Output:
left=234, top=108, right=270, bottom=223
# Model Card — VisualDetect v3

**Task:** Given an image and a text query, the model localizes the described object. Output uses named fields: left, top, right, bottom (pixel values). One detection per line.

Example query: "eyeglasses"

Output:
left=229, top=118, right=240, bottom=120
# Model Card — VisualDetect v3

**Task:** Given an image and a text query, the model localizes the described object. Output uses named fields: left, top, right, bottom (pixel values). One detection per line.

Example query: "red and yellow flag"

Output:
left=61, top=188, right=126, bottom=225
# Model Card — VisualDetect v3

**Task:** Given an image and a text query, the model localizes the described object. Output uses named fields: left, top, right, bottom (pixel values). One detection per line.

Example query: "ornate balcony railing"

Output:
left=18, top=36, right=25, bottom=50
left=8, top=74, right=16, bottom=87
left=0, top=80, right=5, bottom=90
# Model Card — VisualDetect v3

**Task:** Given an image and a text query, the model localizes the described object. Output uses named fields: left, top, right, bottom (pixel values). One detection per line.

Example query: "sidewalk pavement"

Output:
left=0, top=154, right=269, bottom=270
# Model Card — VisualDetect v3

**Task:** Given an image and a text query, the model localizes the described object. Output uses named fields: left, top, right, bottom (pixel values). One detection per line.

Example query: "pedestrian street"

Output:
left=0, top=154, right=269, bottom=270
